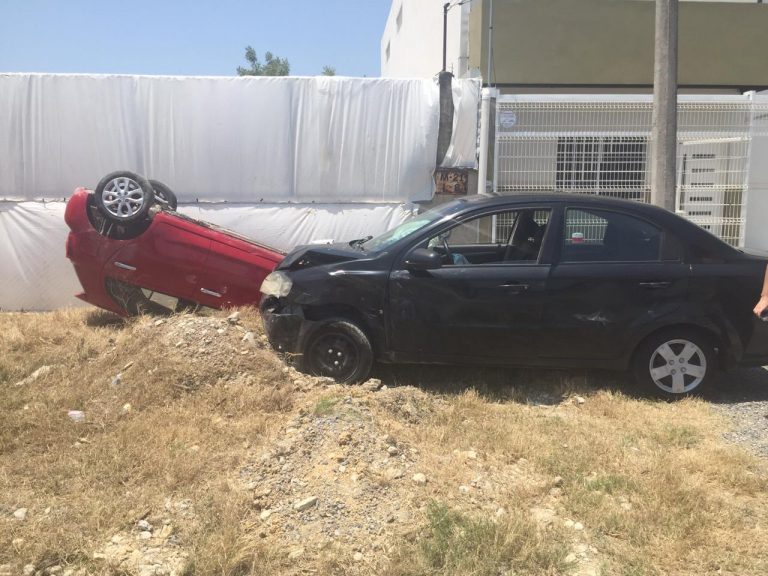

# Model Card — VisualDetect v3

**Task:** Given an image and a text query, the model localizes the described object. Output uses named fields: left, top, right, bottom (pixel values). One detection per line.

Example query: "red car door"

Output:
left=195, top=234, right=282, bottom=309
left=105, top=214, right=212, bottom=301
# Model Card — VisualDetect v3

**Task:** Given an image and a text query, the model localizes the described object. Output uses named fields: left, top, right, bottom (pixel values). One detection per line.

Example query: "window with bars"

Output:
left=556, top=137, right=647, bottom=193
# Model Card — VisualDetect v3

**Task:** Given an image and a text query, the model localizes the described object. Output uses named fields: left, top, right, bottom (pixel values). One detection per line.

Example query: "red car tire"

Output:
left=94, top=171, right=154, bottom=224
left=149, top=179, right=178, bottom=211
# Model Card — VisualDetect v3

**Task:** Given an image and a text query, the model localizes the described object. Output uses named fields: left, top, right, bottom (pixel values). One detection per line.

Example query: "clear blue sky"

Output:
left=0, top=0, right=393, bottom=77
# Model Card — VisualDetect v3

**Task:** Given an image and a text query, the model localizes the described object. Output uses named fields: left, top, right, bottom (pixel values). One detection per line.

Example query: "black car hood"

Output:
left=278, top=242, right=365, bottom=271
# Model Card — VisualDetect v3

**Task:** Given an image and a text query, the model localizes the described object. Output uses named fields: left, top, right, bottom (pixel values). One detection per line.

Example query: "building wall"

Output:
left=381, top=0, right=469, bottom=78
left=466, top=0, right=768, bottom=89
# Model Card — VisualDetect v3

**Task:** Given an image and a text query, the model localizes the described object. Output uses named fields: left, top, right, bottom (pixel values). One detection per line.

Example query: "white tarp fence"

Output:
left=0, top=73, right=481, bottom=311
left=0, top=73, right=479, bottom=203
left=0, top=201, right=417, bottom=311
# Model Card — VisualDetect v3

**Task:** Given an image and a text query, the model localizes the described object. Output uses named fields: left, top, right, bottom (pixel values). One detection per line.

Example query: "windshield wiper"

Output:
left=349, top=236, right=373, bottom=249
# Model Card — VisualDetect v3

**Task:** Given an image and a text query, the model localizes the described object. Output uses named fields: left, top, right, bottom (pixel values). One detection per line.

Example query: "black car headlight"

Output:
left=260, top=271, right=293, bottom=298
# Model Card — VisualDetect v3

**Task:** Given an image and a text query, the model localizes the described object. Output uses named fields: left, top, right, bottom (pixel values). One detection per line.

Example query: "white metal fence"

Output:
left=493, top=94, right=768, bottom=246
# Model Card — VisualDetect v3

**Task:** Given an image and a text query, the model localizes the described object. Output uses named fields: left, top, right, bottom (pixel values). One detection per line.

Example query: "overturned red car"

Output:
left=65, top=171, right=283, bottom=316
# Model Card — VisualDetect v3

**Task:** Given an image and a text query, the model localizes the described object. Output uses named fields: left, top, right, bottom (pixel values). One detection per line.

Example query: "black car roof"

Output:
left=452, top=192, right=687, bottom=221
left=457, top=192, right=661, bottom=211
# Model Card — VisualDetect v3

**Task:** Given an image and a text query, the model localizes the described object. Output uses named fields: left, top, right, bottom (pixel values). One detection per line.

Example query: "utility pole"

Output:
left=650, top=0, right=678, bottom=211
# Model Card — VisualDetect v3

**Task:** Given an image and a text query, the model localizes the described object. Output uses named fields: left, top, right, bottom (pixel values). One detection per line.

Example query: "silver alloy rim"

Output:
left=648, top=338, right=707, bottom=394
left=101, top=177, right=145, bottom=219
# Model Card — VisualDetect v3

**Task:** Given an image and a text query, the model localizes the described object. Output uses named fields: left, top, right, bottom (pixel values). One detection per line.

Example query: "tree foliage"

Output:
left=321, top=66, right=336, bottom=76
left=237, top=46, right=290, bottom=76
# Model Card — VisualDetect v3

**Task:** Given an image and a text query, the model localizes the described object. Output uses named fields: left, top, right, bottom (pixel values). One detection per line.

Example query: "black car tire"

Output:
left=301, top=319, right=373, bottom=384
left=632, top=328, right=717, bottom=398
left=149, top=179, right=178, bottom=211
left=94, top=171, right=154, bottom=224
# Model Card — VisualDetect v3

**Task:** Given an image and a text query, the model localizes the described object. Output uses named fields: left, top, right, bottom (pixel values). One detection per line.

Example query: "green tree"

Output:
left=321, top=66, right=336, bottom=76
left=237, top=46, right=290, bottom=76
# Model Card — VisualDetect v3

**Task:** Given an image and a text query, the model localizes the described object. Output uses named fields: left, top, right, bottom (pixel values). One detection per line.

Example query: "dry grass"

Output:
left=373, top=368, right=768, bottom=576
left=0, top=307, right=294, bottom=575
left=2, top=310, right=768, bottom=575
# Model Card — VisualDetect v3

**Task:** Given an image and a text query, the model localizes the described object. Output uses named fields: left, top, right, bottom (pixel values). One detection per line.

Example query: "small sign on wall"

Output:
left=434, top=168, right=470, bottom=195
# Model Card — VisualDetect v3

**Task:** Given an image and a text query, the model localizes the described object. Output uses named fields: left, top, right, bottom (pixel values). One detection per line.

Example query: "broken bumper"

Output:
left=260, top=298, right=308, bottom=354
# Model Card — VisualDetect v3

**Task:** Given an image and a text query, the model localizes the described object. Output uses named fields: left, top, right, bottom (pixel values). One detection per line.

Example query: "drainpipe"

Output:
left=443, top=2, right=450, bottom=72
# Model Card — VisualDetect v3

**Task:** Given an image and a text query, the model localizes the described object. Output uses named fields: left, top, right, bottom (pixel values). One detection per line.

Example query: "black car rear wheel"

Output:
left=633, top=328, right=716, bottom=397
left=302, top=320, right=373, bottom=384
left=94, top=171, right=154, bottom=224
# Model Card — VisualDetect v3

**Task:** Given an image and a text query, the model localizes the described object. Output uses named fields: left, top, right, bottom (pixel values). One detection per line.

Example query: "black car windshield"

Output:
left=362, top=201, right=465, bottom=252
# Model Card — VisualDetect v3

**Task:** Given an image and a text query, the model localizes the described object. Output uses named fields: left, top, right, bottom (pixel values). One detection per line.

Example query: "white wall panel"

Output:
left=0, top=74, right=452, bottom=203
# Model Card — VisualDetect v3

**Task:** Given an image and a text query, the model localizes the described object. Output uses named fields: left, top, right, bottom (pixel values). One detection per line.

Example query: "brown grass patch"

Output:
left=0, top=307, right=293, bottom=574
left=371, top=373, right=768, bottom=576
left=1, top=311, right=767, bottom=575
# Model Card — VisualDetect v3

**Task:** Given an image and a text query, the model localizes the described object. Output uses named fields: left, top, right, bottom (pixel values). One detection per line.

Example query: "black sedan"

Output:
left=260, top=194, right=768, bottom=397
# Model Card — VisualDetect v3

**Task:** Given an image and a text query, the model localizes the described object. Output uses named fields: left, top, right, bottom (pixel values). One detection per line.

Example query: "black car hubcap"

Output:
left=308, top=332, right=359, bottom=381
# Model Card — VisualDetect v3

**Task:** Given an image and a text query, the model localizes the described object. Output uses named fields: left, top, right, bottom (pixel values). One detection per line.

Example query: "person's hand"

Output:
left=754, top=295, right=768, bottom=318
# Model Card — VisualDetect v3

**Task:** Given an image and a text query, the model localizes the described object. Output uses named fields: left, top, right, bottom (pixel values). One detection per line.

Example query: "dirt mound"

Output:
left=5, top=309, right=767, bottom=576
left=237, top=380, right=567, bottom=573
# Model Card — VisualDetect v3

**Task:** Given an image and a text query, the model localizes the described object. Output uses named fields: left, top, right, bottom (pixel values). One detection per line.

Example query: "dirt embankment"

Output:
left=2, top=309, right=768, bottom=576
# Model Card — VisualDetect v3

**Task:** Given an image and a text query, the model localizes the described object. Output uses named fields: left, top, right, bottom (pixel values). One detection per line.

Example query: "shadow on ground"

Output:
left=371, top=363, right=768, bottom=405
left=84, top=309, right=127, bottom=328
left=704, top=367, right=768, bottom=404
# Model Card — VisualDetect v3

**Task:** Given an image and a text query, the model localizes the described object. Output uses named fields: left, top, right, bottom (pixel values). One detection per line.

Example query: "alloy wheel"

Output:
left=101, top=176, right=147, bottom=220
left=648, top=338, right=707, bottom=394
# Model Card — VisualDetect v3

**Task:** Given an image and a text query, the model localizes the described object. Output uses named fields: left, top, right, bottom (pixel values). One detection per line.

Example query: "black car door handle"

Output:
left=639, top=281, right=672, bottom=289
left=499, top=282, right=530, bottom=290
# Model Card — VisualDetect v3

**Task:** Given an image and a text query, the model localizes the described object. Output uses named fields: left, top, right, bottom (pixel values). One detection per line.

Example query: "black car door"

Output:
left=540, top=206, right=689, bottom=363
left=386, top=206, right=554, bottom=363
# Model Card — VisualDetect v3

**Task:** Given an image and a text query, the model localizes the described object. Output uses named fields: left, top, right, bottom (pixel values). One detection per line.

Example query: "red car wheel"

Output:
left=94, top=171, right=154, bottom=224
left=149, top=179, right=178, bottom=211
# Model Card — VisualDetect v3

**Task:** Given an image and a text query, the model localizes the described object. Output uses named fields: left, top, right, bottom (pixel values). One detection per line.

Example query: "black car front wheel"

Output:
left=94, top=171, right=154, bottom=224
left=302, top=320, right=373, bottom=384
left=633, top=328, right=716, bottom=397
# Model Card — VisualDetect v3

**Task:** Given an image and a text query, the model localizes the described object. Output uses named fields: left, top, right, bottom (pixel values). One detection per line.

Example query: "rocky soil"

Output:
left=6, top=311, right=768, bottom=576
left=74, top=312, right=604, bottom=576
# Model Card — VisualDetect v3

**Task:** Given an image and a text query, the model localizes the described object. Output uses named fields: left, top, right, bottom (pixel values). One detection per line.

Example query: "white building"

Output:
left=382, top=0, right=768, bottom=94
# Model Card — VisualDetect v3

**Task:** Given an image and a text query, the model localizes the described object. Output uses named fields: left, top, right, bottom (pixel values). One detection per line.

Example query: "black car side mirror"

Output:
left=405, top=248, right=443, bottom=271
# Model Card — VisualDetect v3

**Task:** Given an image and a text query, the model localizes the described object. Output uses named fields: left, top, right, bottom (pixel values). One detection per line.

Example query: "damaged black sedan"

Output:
left=260, top=194, right=768, bottom=397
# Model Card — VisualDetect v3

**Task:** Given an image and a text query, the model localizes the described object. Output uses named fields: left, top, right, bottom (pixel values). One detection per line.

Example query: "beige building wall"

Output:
left=381, top=0, right=470, bottom=78
left=467, top=0, right=768, bottom=90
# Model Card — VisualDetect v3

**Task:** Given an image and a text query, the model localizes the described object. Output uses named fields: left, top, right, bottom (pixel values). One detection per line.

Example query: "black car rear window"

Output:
left=561, top=208, right=662, bottom=263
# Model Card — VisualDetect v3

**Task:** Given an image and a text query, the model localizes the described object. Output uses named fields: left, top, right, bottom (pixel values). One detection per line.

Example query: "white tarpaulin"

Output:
left=0, top=73, right=480, bottom=311
left=0, top=73, right=478, bottom=203
left=442, top=79, right=481, bottom=169
left=0, top=201, right=417, bottom=311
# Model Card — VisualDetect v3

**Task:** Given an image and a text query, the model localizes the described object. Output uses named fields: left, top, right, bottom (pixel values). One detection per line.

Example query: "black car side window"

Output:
left=424, top=208, right=551, bottom=266
left=561, top=208, right=662, bottom=263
